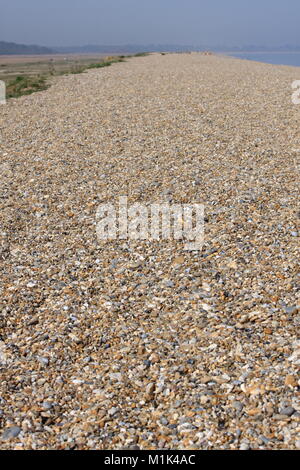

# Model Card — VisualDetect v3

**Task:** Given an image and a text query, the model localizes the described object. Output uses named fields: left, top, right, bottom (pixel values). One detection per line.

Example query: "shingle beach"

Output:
left=0, top=53, right=299, bottom=449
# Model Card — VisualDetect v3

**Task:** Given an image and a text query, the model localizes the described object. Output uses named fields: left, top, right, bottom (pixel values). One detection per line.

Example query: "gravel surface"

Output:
left=0, top=52, right=299, bottom=449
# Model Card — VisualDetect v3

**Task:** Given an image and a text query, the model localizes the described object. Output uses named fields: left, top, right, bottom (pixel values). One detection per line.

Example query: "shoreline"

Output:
left=219, top=50, right=300, bottom=67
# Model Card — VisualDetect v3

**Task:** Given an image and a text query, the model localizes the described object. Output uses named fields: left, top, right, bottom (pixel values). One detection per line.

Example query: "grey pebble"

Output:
left=174, top=400, right=182, bottom=408
left=108, top=407, right=119, bottom=417
left=42, top=402, right=53, bottom=410
left=160, top=417, right=169, bottom=426
left=232, top=401, right=244, bottom=413
left=239, top=442, right=250, bottom=450
left=83, top=356, right=91, bottom=363
left=37, top=356, right=49, bottom=366
left=259, top=435, right=270, bottom=445
left=1, top=426, right=21, bottom=440
left=279, top=406, right=295, bottom=417
left=283, top=306, right=299, bottom=315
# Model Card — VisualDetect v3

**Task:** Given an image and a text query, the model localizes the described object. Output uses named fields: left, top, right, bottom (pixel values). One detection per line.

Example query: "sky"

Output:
left=1, top=0, right=300, bottom=47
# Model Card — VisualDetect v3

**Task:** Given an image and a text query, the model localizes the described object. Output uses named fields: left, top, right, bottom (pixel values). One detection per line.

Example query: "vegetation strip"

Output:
left=5, top=53, right=148, bottom=99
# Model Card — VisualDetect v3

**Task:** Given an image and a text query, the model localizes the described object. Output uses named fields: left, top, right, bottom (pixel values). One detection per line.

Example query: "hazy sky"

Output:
left=1, top=0, right=299, bottom=47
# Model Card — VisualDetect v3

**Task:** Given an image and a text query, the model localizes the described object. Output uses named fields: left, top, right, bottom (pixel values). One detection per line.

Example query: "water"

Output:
left=226, top=52, right=300, bottom=67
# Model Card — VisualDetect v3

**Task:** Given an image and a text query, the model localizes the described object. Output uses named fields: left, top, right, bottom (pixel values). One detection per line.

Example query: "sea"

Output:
left=225, top=52, right=300, bottom=67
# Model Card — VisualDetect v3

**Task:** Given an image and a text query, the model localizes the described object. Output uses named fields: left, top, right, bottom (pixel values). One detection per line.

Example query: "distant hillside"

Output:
left=0, top=41, right=54, bottom=55
left=2, top=41, right=300, bottom=56
left=53, top=44, right=189, bottom=54
left=54, top=44, right=300, bottom=54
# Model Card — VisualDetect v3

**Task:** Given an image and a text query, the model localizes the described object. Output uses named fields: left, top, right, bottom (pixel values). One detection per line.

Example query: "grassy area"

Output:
left=1, top=53, right=149, bottom=99
left=132, top=52, right=149, bottom=57
left=6, top=75, right=49, bottom=98
left=86, top=55, right=126, bottom=70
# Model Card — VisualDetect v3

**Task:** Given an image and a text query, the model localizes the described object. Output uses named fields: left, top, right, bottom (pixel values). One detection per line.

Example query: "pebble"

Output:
left=0, top=52, right=299, bottom=450
left=239, top=443, right=250, bottom=451
left=283, top=306, right=299, bottom=315
left=279, top=406, right=295, bottom=416
left=160, top=417, right=169, bottom=426
left=1, top=426, right=21, bottom=440
left=37, top=357, right=49, bottom=366
left=232, top=401, right=244, bottom=413
left=42, top=402, right=53, bottom=410
left=108, top=407, right=119, bottom=417
left=259, top=435, right=270, bottom=445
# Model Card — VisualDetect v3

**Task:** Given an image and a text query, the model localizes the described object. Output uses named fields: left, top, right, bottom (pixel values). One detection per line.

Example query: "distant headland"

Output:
left=2, top=40, right=300, bottom=55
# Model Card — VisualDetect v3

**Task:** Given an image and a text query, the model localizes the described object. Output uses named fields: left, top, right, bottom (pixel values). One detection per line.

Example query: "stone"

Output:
left=279, top=406, right=295, bottom=416
left=285, top=375, right=297, bottom=387
left=1, top=426, right=21, bottom=440
left=108, top=407, right=119, bottom=417
left=239, top=442, right=250, bottom=450
left=283, top=306, right=299, bottom=315
left=37, top=357, right=49, bottom=366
